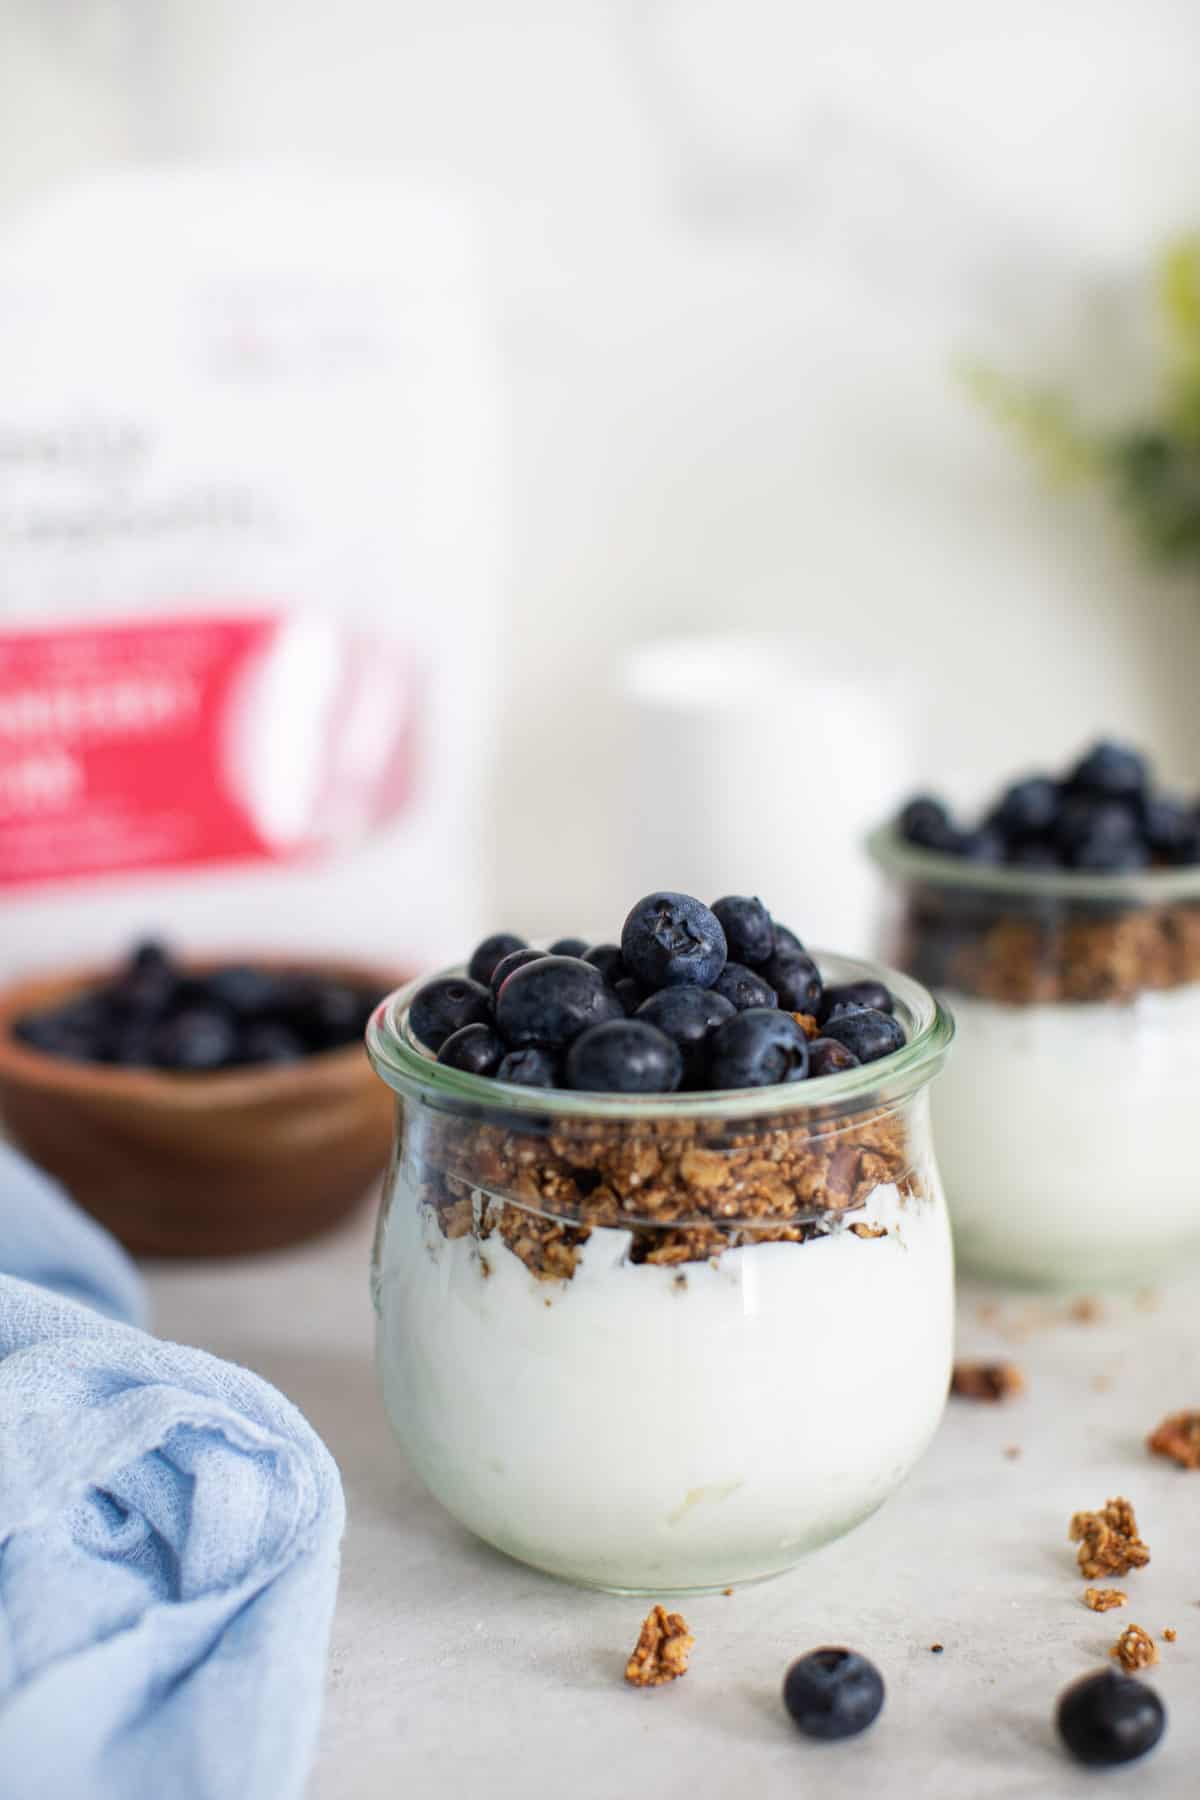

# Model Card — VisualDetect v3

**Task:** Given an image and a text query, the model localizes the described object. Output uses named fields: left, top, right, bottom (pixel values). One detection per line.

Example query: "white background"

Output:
left=3, top=0, right=1200, bottom=938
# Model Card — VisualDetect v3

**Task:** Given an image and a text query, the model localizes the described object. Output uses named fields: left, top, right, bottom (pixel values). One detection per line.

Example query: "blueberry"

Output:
left=409, top=976, right=492, bottom=1051
left=954, top=825, right=1006, bottom=864
left=989, top=774, right=1060, bottom=837
left=1055, top=794, right=1140, bottom=862
left=467, top=932, right=527, bottom=987
left=782, top=1648, right=885, bottom=1741
left=299, top=980, right=375, bottom=1048
left=820, top=979, right=893, bottom=1021
left=821, top=1007, right=905, bottom=1065
left=14, top=1012, right=96, bottom=1062
left=494, top=956, right=623, bottom=1049
left=113, top=947, right=180, bottom=1018
left=204, top=965, right=288, bottom=1020
left=1171, top=817, right=1200, bottom=867
left=613, top=976, right=644, bottom=1016
left=899, top=795, right=956, bottom=851
left=495, top=1046, right=560, bottom=1088
left=1056, top=1669, right=1165, bottom=1767
left=711, top=896, right=774, bottom=968
left=548, top=937, right=589, bottom=959
left=635, top=986, right=735, bottom=1085
left=1068, top=740, right=1148, bottom=801
left=808, top=1036, right=861, bottom=1077
left=152, top=1007, right=238, bottom=1072
left=565, top=1019, right=684, bottom=1093
left=771, top=923, right=805, bottom=957
left=1070, top=834, right=1151, bottom=873
left=130, top=937, right=170, bottom=972
left=762, top=950, right=823, bottom=1016
left=437, top=1022, right=506, bottom=1076
left=712, top=962, right=778, bottom=1011
left=239, top=1022, right=306, bottom=1065
left=582, top=943, right=626, bottom=984
left=489, top=947, right=546, bottom=999
left=707, top=1009, right=810, bottom=1088
left=620, top=892, right=727, bottom=991
left=1006, top=838, right=1063, bottom=870
left=1143, top=795, right=1192, bottom=858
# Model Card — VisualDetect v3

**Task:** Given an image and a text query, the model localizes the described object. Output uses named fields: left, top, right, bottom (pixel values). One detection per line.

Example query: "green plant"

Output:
left=966, top=236, right=1200, bottom=566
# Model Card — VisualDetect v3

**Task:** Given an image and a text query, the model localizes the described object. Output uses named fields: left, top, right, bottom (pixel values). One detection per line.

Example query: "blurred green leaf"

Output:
left=959, top=360, right=1100, bottom=482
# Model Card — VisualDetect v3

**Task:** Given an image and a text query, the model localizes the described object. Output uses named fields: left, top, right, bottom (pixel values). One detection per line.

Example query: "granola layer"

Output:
left=406, top=1103, right=921, bottom=1278
left=895, top=890, right=1200, bottom=1005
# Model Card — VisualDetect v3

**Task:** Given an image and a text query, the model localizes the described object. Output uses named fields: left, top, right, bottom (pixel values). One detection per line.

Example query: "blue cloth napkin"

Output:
left=0, top=1145, right=345, bottom=1800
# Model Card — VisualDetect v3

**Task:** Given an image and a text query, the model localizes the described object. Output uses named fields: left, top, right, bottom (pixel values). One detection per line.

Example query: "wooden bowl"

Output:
left=0, top=958, right=401, bottom=1257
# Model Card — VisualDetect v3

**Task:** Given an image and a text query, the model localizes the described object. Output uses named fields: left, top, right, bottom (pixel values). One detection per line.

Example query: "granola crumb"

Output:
left=1004, top=1445, right=1021, bottom=1459
left=1163, top=1628, right=1177, bottom=1642
left=624, top=1605, right=694, bottom=1687
left=1068, top=1296, right=1103, bottom=1324
left=1135, top=1289, right=1160, bottom=1313
left=1070, top=1497, right=1151, bottom=1579
left=1092, top=1374, right=1114, bottom=1392
left=1147, top=1410, right=1200, bottom=1470
left=1110, top=1623, right=1158, bottom=1671
left=849, top=1220, right=888, bottom=1240
left=951, top=1361, right=1025, bottom=1402
left=1083, top=1587, right=1127, bottom=1613
left=721, top=1587, right=733, bottom=1597
left=930, top=1642, right=944, bottom=1654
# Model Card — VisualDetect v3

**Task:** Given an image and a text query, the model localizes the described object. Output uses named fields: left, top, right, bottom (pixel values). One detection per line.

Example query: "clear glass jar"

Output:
left=870, top=826, right=1200, bottom=1289
left=366, top=952, right=954, bottom=1595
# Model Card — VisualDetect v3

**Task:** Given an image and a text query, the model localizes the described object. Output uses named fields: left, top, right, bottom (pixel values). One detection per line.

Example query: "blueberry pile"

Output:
left=408, top=893, right=906, bottom=1095
left=13, top=941, right=382, bottom=1072
left=898, top=740, right=1200, bottom=873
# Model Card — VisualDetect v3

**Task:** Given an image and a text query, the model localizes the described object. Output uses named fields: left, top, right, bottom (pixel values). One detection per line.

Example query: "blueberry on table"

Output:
left=437, top=1022, right=507, bottom=1076
left=820, top=979, right=893, bottom=1020
left=898, top=795, right=956, bottom=852
left=467, top=932, right=527, bottom=987
left=712, top=962, right=778, bottom=1012
left=807, top=1036, right=861, bottom=1077
left=1068, top=740, right=1148, bottom=801
left=710, top=896, right=774, bottom=968
left=782, top=1648, right=885, bottom=1740
left=494, top=956, right=623, bottom=1049
left=620, top=892, right=727, bottom=991
left=495, top=1046, right=560, bottom=1088
left=582, top=943, right=626, bottom=984
left=762, top=951, right=822, bottom=1016
left=489, top=947, right=546, bottom=999
left=635, top=986, right=735, bottom=1085
left=151, top=1007, right=238, bottom=1072
left=821, top=1007, right=904, bottom=1065
left=565, top=1019, right=684, bottom=1093
left=1056, top=1669, right=1164, bottom=1767
left=989, top=774, right=1060, bottom=838
left=707, top=1009, right=810, bottom=1089
left=548, top=937, right=589, bottom=958
left=409, top=976, right=492, bottom=1051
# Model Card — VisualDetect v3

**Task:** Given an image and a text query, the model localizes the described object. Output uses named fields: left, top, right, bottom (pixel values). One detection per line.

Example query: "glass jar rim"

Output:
left=868, top=822, right=1200, bottom=904
left=366, top=947, right=954, bottom=1124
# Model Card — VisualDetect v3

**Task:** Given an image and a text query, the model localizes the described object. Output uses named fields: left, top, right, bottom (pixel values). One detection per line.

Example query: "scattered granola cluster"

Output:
left=1084, top=1588, right=1128, bottom=1613
left=1069, top=1498, right=1151, bottom=1580
left=624, top=1606, right=694, bottom=1687
left=410, top=1101, right=919, bottom=1275
left=950, top=1361, right=1025, bottom=1402
left=894, top=894, right=1200, bottom=1006
left=1147, top=1409, right=1200, bottom=1470
left=1110, top=1624, right=1158, bottom=1672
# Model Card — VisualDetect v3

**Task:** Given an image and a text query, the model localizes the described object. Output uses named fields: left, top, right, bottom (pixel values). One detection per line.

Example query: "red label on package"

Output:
left=0, top=614, right=418, bottom=889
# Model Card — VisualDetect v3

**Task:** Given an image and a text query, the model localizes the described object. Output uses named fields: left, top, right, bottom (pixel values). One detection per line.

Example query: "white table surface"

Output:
left=147, top=1202, right=1200, bottom=1800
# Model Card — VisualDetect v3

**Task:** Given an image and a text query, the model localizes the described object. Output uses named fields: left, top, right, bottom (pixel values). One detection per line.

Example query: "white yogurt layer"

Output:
left=375, top=1180, right=953, bottom=1592
left=934, top=982, right=1200, bottom=1288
